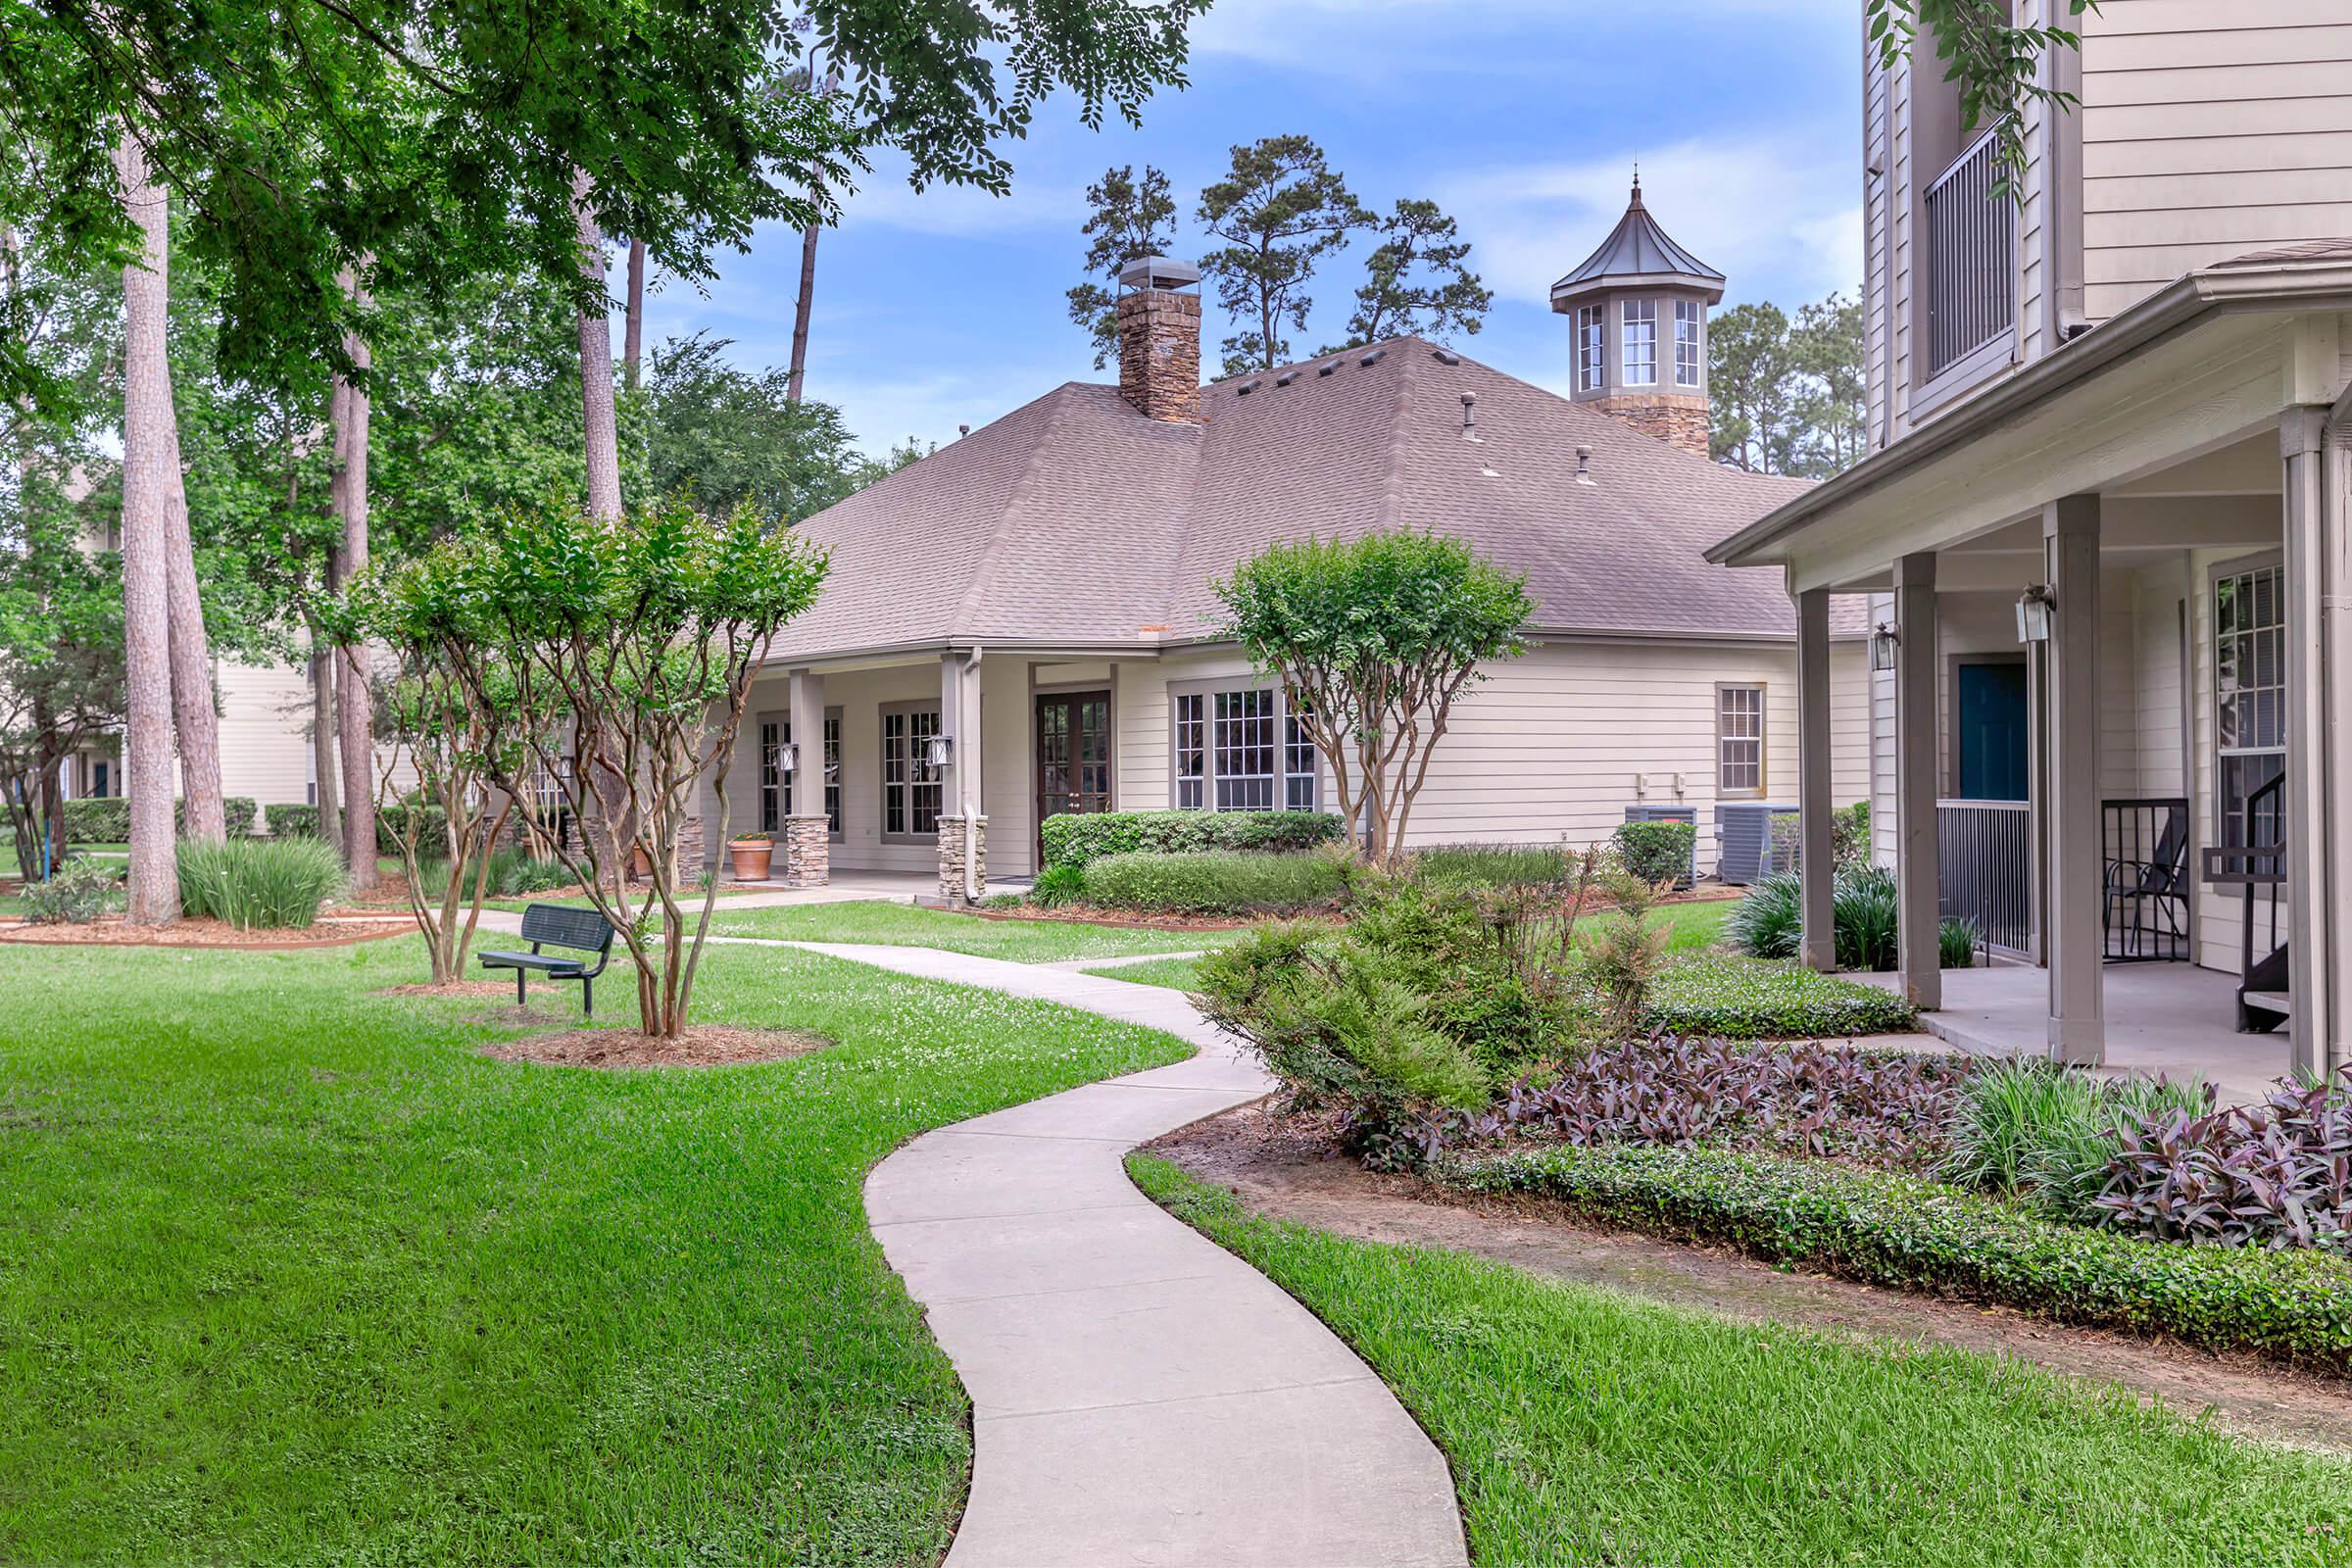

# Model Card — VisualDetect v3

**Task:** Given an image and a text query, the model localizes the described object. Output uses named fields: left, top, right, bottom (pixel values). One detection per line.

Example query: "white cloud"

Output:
left=1438, top=135, right=1864, bottom=312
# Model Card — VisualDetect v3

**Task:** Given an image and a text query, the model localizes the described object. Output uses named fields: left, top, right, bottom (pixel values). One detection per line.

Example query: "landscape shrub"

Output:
left=1643, top=953, right=1917, bottom=1039
left=1612, top=819, right=1693, bottom=889
left=1078, top=849, right=1346, bottom=915
left=1409, top=842, right=1572, bottom=891
left=175, top=836, right=346, bottom=928
left=61, top=796, right=256, bottom=843
left=1437, top=1142, right=2352, bottom=1369
left=1731, top=868, right=1980, bottom=974
left=1939, top=915, right=1981, bottom=969
left=1039, top=808, right=1341, bottom=869
left=1939, top=1057, right=2208, bottom=1225
left=264, top=803, right=320, bottom=838
left=375, top=800, right=449, bottom=857
left=1459, top=1037, right=1973, bottom=1168
left=1027, top=862, right=1086, bottom=908
left=980, top=892, right=1025, bottom=911
left=1833, top=863, right=1899, bottom=970
left=1725, top=871, right=1801, bottom=959
left=21, top=858, right=122, bottom=923
left=2097, top=1069, right=2352, bottom=1250
left=417, top=845, right=577, bottom=901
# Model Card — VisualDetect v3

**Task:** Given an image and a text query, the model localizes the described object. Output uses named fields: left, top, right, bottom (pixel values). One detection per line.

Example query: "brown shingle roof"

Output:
left=765, top=337, right=1843, bottom=662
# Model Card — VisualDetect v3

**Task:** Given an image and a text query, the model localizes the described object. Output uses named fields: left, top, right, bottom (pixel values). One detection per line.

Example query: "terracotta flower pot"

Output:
left=728, top=836, right=775, bottom=881
left=629, top=844, right=654, bottom=881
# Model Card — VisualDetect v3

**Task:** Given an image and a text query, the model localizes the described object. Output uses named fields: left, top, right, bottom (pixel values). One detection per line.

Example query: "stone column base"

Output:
left=779, top=814, right=831, bottom=889
left=938, top=814, right=988, bottom=906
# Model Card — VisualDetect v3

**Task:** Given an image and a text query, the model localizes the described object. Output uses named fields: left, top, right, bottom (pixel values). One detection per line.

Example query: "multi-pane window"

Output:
left=2216, top=564, right=2285, bottom=867
left=820, top=712, right=843, bottom=836
left=882, top=707, right=944, bottom=838
left=1173, top=687, right=1317, bottom=811
left=1717, top=685, right=1764, bottom=797
left=1621, top=298, right=1657, bottom=386
left=1674, top=299, right=1703, bottom=387
left=759, top=718, right=787, bottom=833
left=1576, top=305, right=1605, bottom=391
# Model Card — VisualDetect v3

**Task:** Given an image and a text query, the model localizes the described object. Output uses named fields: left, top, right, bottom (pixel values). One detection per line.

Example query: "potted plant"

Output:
left=728, top=833, right=774, bottom=881
left=629, top=841, right=654, bottom=881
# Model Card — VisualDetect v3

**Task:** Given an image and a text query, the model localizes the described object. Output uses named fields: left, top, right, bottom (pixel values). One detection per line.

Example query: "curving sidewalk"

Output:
left=790, top=942, right=1468, bottom=1568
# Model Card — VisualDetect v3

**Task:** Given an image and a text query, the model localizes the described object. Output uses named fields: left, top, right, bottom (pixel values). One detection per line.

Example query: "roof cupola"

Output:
left=1549, top=175, right=1724, bottom=457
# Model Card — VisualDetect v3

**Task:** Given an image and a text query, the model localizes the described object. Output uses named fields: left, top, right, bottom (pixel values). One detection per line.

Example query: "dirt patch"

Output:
left=0, top=916, right=412, bottom=950
left=1147, top=1103, right=2352, bottom=1454
left=477, top=1024, right=832, bottom=1070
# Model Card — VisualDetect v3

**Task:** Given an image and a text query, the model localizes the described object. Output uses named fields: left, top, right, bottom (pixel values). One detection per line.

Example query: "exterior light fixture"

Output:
left=1870, top=621, right=1900, bottom=673
left=923, top=734, right=956, bottom=771
left=771, top=741, right=798, bottom=775
left=2016, top=584, right=2056, bottom=644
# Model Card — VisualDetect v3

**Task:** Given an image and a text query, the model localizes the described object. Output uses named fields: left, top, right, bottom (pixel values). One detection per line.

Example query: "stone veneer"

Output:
left=1116, top=287, right=1201, bottom=424
left=777, top=814, right=831, bottom=889
left=937, top=814, right=988, bottom=906
left=1592, top=392, right=1711, bottom=458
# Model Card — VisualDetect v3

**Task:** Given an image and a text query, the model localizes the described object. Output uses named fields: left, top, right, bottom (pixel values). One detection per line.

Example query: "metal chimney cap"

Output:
left=1117, top=256, right=1201, bottom=291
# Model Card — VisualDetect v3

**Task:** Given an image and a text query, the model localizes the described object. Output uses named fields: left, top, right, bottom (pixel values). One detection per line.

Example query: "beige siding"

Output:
left=216, top=661, right=316, bottom=810
left=2079, top=1, right=2352, bottom=322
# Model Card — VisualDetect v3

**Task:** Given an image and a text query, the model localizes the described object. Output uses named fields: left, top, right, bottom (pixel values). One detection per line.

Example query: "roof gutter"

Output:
left=1706, top=259, right=2352, bottom=567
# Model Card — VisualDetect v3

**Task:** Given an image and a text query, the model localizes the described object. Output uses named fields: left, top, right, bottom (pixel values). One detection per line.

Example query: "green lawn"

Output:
left=1130, top=1159, right=2352, bottom=1568
left=0, top=934, right=1190, bottom=1564
left=1080, top=955, right=1211, bottom=990
left=1655, top=895, right=1734, bottom=950
left=705, top=900, right=1248, bottom=962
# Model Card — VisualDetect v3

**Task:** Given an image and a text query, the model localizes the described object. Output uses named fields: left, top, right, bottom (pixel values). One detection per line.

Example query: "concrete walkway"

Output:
left=791, top=941, right=1468, bottom=1568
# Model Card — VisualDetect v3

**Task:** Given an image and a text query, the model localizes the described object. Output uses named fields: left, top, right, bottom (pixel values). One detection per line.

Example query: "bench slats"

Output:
left=518, top=903, right=615, bottom=954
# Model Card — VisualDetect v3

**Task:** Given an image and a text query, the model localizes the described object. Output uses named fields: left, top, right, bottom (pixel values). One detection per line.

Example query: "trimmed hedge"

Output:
left=1439, top=1142, right=2352, bottom=1370
left=1613, top=819, right=1694, bottom=888
left=1644, top=953, right=1918, bottom=1039
left=62, top=797, right=256, bottom=842
left=1040, top=808, right=1341, bottom=869
left=1078, top=849, right=1347, bottom=915
left=264, top=803, right=319, bottom=839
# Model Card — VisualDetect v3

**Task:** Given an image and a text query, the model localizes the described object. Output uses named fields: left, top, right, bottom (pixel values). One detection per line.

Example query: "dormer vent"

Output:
left=1276, top=368, right=1301, bottom=387
left=1431, top=348, right=1460, bottom=366
left=1359, top=348, right=1386, bottom=368
left=1235, top=378, right=1262, bottom=396
left=1317, top=361, right=1341, bottom=377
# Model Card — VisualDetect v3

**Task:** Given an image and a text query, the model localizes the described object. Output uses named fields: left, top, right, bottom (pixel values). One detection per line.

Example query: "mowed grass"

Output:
left=1079, top=955, right=1209, bottom=990
left=1130, top=1159, right=2352, bottom=1568
left=0, top=935, right=1190, bottom=1565
left=706, top=899, right=1248, bottom=962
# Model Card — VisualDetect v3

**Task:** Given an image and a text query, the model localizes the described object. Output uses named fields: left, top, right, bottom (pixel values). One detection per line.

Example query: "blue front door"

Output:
left=1955, top=660, right=2030, bottom=802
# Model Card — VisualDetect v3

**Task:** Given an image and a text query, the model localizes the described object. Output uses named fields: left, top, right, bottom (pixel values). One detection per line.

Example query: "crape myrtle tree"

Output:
left=423, top=495, right=828, bottom=1038
left=335, top=554, right=526, bottom=986
left=1214, top=530, right=1532, bottom=864
left=0, top=470, right=123, bottom=880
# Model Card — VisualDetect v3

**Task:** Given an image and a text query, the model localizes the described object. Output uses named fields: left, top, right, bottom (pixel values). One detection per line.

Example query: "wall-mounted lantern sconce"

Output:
left=923, top=734, right=956, bottom=772
left=2015, top=583, right=2056, bottom=644
left=1870, top=621, right=1900, bottom=673
left=771, top=741, right=798, bottom=775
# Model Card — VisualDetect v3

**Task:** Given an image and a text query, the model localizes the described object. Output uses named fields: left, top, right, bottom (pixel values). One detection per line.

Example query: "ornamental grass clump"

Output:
left=174, top=836, right=345, bottom=928
left=1939, top=1058, right=2208, bottom=1224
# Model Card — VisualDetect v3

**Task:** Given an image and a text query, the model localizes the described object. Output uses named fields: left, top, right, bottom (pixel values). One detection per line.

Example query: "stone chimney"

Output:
left=1549, top=177, right=1725, bottom=459
left=1115, top=256, right=1203, bottom=424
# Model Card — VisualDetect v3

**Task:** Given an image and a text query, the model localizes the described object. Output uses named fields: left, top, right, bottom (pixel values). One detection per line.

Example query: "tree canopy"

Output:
left=1708, top=293, right=1865, bottom=479
left=1065, top=164, right=1179, bottom=368
left=1867, top=0, right=2093, bottom=196
left=1198, top=135, right=1371, bottom=376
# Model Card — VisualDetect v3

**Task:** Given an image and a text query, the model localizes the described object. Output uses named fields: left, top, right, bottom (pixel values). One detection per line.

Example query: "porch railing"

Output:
left=2102, top=797, right=2189, bottom=963
left=1923, top=128, right=2015, bottom=377
left=1937, top=799, right=2032, bottom=956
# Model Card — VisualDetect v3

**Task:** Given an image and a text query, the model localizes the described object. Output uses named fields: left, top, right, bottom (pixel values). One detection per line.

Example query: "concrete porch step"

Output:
left=2242, top=990, right=2291, bottom=1016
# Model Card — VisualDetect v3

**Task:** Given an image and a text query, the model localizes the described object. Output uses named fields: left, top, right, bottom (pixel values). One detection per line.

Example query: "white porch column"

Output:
left=2283, top=408, right=2345, bottom=1078
left=2044, top=494, right=2105, bottom=1065
left=1893, top=554, right=1940, bottom=1008
left=781, top=667, right=829, bottom=887
left=938, top=649, right=986, bottom=904
left=1794, top=586, right=1837, bottom=970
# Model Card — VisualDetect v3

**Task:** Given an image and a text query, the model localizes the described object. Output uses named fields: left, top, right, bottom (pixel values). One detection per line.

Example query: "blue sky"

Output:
left=633, top=0, right=1865, bottom=455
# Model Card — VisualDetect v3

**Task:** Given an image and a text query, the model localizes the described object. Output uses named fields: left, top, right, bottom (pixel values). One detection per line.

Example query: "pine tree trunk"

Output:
left=571, top=169, right=622, bottom=520
left=306, top=614, right=340, bottom=848
left=623, top=238, right=645, bottom=393
left=160, top=416, right=225, bottom=840
left=333, top=271, right=376, bottom=888
left=787, top=221, right=818, bottom=404
left=113, top=130, right=179, bottom=924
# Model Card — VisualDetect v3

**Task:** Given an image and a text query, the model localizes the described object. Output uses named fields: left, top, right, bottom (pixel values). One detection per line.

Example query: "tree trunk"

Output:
left=332, top=270, right=377, bottom=888
left=113, top=130, right=178, bottom=924
left=159, top=416, right=225, bottom=841
left=571, top=168, right=623, bottom=520
left=787, top=221, right=819, bottom=404
left=623, top=238, right=645, bottom=393
left=306, top=612, right=340, bottom=849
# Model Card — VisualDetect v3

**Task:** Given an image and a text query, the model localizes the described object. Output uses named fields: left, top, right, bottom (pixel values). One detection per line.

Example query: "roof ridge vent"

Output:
left=1317, top=360, right=1343, bottom=377
left=1358, top=348, right=1386, bottom=367
left=1431, top=347, right=1459, bottom=366
left=1235, top=377, right=1263, bottom=396
left=1275, top=368, right=1301, bottom=387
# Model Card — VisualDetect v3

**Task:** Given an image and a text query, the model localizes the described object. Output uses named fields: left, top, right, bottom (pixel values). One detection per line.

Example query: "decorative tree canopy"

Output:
left=1214, top=530, right=1532, bottom=863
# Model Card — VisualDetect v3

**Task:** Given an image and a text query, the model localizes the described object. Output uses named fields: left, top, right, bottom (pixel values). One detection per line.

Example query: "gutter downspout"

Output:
left=961, top=646, right=984, bottom=906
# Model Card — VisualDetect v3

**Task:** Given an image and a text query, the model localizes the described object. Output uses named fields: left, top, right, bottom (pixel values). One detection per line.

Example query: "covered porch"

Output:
left=1710, top=250, right=2352, bottom=1084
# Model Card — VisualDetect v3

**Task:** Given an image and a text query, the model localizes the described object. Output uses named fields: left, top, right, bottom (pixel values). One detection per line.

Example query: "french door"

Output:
left=1036, top=691, right=1112, bottom=854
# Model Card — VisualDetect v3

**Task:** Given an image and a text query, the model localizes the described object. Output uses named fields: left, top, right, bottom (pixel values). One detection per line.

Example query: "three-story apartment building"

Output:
left=1709, top=1, right=2352, bottom=1086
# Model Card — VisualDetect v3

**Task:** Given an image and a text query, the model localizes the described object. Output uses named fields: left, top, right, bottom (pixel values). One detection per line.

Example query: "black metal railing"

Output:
left=2202, top=772, right=2289, bottom=1033
left=1923, top=128, right=2015, bottom=377
left=1937, top=799, right=2032, bottom=956
left=2102, top=797, right=2189, bottom=962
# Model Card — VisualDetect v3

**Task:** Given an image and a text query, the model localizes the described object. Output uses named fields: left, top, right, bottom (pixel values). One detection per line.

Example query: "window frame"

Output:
left=1715, top=682, right=1766, bottom=800
left=1168, top=678, right=1319, bottom=813
left=2210, top=553, right=2286, bottom=884
left=1576, top=305, right=1606, bottom=391
left=879, top=701, right=946, bottom=844
left=1673, top=298, right=1703, bottom=387
left=759, top=706, right=845, bottom=838
left=1621, top=297, right=1658, bottom=386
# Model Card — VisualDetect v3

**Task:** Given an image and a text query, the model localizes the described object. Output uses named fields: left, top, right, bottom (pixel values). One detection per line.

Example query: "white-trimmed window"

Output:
left=1674, top=299, right=1703, bottom=387
left=1717, top=684, right=1764, bottom=797
left=1622, top=298, right=1657, bottom=386
left=760, top=710, right=844, bottom=835
left=882, top=705, right=943, bottom=839
left=1173, top=687, right=1317, bottom=811
left=1576, top=305, right=1605, bottom=391
left=2215, top=562, right=2285, bottom=866
left=820, top=711, right=843, bottom=836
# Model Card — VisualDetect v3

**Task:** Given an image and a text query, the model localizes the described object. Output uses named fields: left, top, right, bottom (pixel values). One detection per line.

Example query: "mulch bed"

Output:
left=476, top=1024, right=833, bottom=1070
left=0, top=916, right=412, bottom=950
